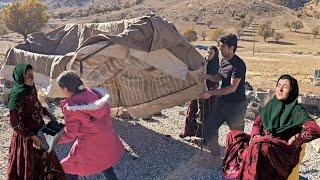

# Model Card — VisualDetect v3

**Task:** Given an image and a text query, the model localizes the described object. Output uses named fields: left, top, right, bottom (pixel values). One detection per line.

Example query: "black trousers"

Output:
left=203, top=100, right=247, bottom=156
left=65, top=167, right=118, bottom=180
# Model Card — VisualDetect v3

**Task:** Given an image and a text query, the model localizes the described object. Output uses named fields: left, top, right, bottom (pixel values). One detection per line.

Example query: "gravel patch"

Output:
left=1, top=104, right=320, bottom=179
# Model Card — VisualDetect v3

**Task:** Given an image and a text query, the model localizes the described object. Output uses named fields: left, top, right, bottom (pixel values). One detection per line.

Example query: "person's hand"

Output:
left=249, top=135, right=261, bottom=144
left=288, top=134, right=299, bottom=147
left=31, top=135, right=43, bottom=149
left=202, top=74, right=211, bottom=81
left=47, top=113, right=57, bottom=122
left=252, top=135, right=261, bottom=139
left=200, top=91, right=212, bottom=99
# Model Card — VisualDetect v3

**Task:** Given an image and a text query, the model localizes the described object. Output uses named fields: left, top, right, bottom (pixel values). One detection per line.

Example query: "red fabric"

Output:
left=250, top=115, right=264, bottom=138
left=59, top=88, right=124, bottom=176
left=222, top=130, right=250, bottom=179
left=182, top=80, right=218, bottom=136
left=295, top=120, right=320, bottom=145
left=7, top=89, right=65, bottom=180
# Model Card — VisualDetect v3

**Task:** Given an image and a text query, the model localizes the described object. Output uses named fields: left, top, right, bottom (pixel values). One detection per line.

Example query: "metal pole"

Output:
left=253, top=35, right=255, bottom=56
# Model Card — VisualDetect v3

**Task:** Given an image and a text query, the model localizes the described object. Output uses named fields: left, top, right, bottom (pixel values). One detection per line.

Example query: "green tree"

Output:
left=258, top=21, right=275, bottom=42
left=284, top=21, right=291, bottom=31
left=3, top=0, right=49, bottom=39
left=290, top=20, right=304, bottom=32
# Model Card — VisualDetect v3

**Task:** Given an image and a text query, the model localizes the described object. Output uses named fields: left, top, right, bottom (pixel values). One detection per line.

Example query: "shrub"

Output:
left=206, top=20, right=213, bottom=28
left=210, top=29, right=225, bottom=42
left=3, top=0, right=49, bottom=39
left=290, top=20, right=304, bottom=32
left=183, top=28, right=198, bottom=42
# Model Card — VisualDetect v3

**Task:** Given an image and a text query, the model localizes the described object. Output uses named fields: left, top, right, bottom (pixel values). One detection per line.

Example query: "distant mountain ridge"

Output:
left=270, top=0, right=310, bottom=9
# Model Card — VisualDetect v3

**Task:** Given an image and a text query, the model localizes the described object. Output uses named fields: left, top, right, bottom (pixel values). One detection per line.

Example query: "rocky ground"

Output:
left=0, top=103, right=320, bottom=180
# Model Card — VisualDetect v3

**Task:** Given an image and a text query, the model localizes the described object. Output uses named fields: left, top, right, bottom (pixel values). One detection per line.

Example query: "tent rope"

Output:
left=194, top=60, right=207, bottom=152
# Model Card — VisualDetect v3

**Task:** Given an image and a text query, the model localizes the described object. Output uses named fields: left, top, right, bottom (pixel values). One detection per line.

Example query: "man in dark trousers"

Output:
left=200, top=33, right=247, bottom=166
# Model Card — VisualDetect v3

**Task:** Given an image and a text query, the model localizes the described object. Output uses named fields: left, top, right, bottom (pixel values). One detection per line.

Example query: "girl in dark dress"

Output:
left=7, top=64, right=66, bottom=180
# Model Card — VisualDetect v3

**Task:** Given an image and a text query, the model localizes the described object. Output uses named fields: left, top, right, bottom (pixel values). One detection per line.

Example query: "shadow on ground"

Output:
left=55, top=118, right=224, bottom=180
left=267, top=41, right=296, bottom=45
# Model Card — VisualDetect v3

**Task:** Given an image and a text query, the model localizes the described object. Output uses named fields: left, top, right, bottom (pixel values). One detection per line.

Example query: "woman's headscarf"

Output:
left=8, top=64, right=34, bottom=110
left=261, top=74, right=310, bottom=134
left=207, top=46, right=219, bottom=75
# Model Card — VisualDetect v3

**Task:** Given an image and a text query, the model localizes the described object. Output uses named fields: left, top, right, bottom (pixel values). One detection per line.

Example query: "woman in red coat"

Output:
left=56, top=71, right=124, bottom=180
left=7, top=64, right=65, bottom=180
left=222, top=74, right=320, bottom=180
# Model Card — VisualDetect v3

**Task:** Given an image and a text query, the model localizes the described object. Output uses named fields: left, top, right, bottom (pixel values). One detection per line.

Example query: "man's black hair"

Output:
left=219, top=33, right=238, bottom=52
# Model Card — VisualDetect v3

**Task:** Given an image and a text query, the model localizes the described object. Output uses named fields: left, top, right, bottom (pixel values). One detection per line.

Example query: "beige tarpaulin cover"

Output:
left=0, top=15, right=205, bottom=117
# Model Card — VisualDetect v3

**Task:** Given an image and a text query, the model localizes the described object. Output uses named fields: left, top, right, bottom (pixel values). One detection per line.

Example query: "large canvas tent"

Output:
left=0, top=15, right=205, bottom=117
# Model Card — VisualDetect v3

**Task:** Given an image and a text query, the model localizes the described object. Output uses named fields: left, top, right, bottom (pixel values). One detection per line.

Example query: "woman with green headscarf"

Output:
left=7, top=64, right=66, bottom=180
left=222, top=74, right=320, bottom=180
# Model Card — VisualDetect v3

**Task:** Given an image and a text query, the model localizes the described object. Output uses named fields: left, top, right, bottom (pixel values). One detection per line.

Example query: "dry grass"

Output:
left=194, top=30, right=320, bottom=94
left=240, top=53, right=320, bottom=94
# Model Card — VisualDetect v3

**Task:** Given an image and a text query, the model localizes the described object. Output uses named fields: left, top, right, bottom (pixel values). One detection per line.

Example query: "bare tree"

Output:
left=258, top=21, right=275, bottom=42
left=206, top=20, right=212, bottom=28
left=200, top=31, right=207, bottom=40
left=312, top=26, right=320, bottom=38
left=291, top=20, right=304, bottom=32
left=235, top=28, right=244, bottom=40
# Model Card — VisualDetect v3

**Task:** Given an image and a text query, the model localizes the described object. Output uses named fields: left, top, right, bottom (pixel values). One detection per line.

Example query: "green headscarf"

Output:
left=8, top=64, right=34, bottom=110
left=261, top=75, right=310, bottom=134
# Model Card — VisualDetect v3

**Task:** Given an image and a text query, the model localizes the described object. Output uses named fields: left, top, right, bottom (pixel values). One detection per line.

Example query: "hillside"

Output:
left=42, top=0, right=297, bottom=31
left=2, top=0, right=315, bottom=30
left=302, top=0, right=320, bottom=19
